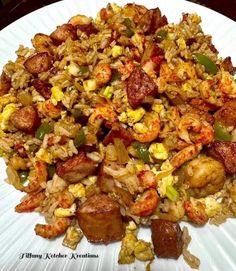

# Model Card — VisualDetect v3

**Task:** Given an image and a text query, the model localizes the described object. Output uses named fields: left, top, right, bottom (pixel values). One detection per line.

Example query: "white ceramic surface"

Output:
left=0, top=1, right=236, bottom=270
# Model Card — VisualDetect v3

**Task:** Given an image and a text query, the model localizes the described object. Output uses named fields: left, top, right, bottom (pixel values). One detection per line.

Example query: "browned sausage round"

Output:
left=127, top=67, right=157, bottom=108
left=77, top=23, right=98, bottom=36
left=208, top=141, right=236, bottom=174
left=77, top=193, right=124, bottom=243
left=10, top=105, right=40, bottom=133
left=151, top=219, right=183, bottom=259
left=32, top=79, right=52, bottom=99
left=138, top=8, right=168, bottom=34
left=214, top=99, right=236, bottom=127
left=221, top=57, right=236, bottom=75
left=24, top=52, right=52, bottom=75
left=56, top=151, right=97, bottom=183
left=0, top=71, right=11, bottom=95
left=50, top=24, right=77, bottom=45
left=103, top=124, right=133, bottom=147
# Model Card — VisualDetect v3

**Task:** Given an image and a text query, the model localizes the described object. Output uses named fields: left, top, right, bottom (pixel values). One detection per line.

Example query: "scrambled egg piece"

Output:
left=51, top=86, right=64, bottom=105
left=0, top=94, right=17, bottom=110
left=54, top=203, right=76, bottom=218
left=0, top=103, right=17, bottom=130
left=118, top=231, right=137, bottom=264
left=126, top=107, right=145, bottom=124
left=118, top=221, right=154, bottom=264
left=36, top=148, right=53, bottom=164
left=177, top=37, right=186, bottom=50
left=135, top=160, right=145, bottom=171
left=81, top=176, right=97, bottom=186
left=158, top=174, right=174, bottom=198
left=111, top=45, right=123, bottom=58
left=83, top=79, right=97, bottom=91
left=67, top=63, right=80, bottom=76
left=189, top=13, right=201, bottom=24
left=118, top=112, right=127, bottom=123
left=68, top=183, right=86, bottom=198
left=133, top=123, right=148, bottom=134
left=161, top=160, right=173, bottom=171
left=149, top=143, right=168, bottom=160
left=199, top=195, right=222, bottom=217
left=63, top=226, right=83, bottom=250
left=152, top=103, right=164, bottom=114
left=134, top=240, right=154, bottom=261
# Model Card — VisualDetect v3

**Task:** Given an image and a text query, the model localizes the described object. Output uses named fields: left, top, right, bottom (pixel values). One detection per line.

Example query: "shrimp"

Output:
left=193, top=122, right=214, bottom=145
left=157, top=201, right=185, bottom=222
left=37, top=100, right=62, bottom=119
left=131, top=112, right=160, bottom=143
left=117, top=59, right=135, bottom=78
left=184, top=199, right=208, bottom=225
left=137, top=170, right=157, bottom=190
left=35, top=217, right=71, bottom=239
left=129, top=189, right=159, bottom=216
left=93, top=63, right=112, bottom=87
left=218, top=71, right=236, bottom=99
left=177, top=113, right=214, bottom=145
left=183, top=156, right=225, bottom=197
left=23, top=161, right=47, bottom=193
left=88, top=104, right=117, bottom=130
left=15, top=191, right=46, bottom=212
left=170, top=143, right=202, bottom=169
left=54, top=190, right=75, bottom=208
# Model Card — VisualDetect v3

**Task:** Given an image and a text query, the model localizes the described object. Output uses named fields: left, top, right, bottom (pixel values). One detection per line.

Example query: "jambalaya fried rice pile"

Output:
left=0, top=3, right=236, bottom=269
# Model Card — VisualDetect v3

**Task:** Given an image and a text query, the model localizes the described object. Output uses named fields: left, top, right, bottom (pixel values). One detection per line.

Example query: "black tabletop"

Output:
left=0, top=0, right=235, bottom=30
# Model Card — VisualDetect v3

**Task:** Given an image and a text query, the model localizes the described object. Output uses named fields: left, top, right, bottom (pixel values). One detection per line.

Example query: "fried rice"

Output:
left=0, top=2, right=236, bottom=269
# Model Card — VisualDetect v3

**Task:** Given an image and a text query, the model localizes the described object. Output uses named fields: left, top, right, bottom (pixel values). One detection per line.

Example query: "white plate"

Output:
left=0, top=0, right=236, bottom=270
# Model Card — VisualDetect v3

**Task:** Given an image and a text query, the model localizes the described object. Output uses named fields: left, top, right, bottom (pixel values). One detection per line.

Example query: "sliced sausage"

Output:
left=32, top=79, right=52, bottom=99
left=127, top=67, right=157, bottom=108
left=77, top=23, right=98, bottom=36
left=97, top=162, right=115, bottom=193
left=141, top=42, right=164, bottom=65
left=24, top=52, right=52, bottom=75
left=221, top=56, right=236, bottom=75
left=208, top=141, right=236, bottom=174
left=138, top=8, right=168, bottom=34
left=31, top=33, right=54, bottom=54
left=56, top=151, right=97, bottom=183
left=151, top=219, right=183, bottom=259
left=10, top=105, right=40, bottom=133
left=214, top=99, right=236, bottom=127
left=77, top=193, right=124, bottom=243
left=103, top=124, right=133, bottom=147
left=0, top=71, right=11, bottom=95
left=50, top=24, right=77, bottom=45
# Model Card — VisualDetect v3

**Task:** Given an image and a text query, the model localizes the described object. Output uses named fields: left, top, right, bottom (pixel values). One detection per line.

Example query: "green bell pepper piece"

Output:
left=74, top=129, right=86, bottom=148
left=47, top=164, right=56, bottom=179
left=132, top=142, right=150, bottom=163
left=18, top=170, right=29, bottom=184
left=35, top=123, right=53, bottom=140
left=214, top=122, right=232, bottom=141
left=193, top=53, right=218, bottom=74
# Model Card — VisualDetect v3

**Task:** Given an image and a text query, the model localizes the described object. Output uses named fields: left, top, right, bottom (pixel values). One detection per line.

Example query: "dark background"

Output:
left=0, top=0, right=235, bottom=30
